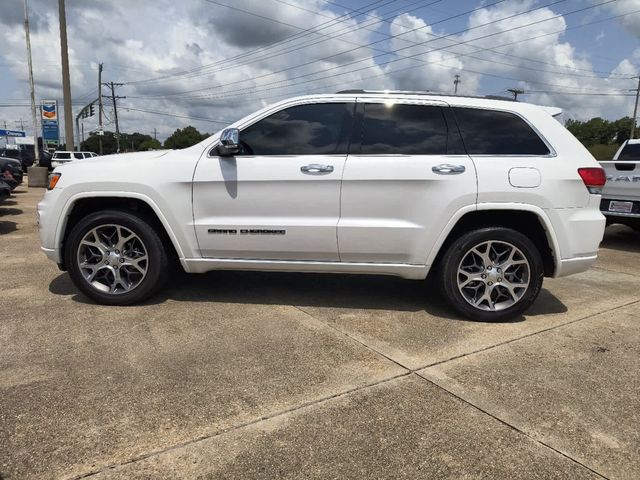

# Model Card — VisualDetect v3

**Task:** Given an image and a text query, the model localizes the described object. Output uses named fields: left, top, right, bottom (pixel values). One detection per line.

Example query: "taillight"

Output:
left=577, top=167, right=606, bottom=194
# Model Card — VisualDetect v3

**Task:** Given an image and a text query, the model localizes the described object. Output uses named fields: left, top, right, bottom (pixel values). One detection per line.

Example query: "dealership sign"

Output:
left=41, top=100, right=60, bottom=145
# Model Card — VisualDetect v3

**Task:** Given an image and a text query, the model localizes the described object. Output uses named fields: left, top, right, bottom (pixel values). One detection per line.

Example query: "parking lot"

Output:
left=0, top=184, right=638, bottom=479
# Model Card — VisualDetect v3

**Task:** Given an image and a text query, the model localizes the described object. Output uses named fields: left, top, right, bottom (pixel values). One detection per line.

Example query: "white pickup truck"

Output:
left=600, top=139, right=640, bottom=231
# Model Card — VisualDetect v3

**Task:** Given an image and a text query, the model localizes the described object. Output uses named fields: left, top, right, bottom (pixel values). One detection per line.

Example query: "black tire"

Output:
left=439, top=227, right=544, bottom=322
left=65, top=209, right=170, bottom=305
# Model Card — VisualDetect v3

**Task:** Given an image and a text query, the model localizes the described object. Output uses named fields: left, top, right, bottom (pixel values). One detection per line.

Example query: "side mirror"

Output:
left=217, top=128, right=240, bottom=156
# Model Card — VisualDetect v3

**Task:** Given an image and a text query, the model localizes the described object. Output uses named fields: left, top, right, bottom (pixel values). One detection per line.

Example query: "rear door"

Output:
left=338, top=98, right=477, bottom=264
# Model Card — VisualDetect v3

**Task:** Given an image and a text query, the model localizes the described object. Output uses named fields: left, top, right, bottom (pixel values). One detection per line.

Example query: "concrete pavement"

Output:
left=1, top=185, right=638, bottom=479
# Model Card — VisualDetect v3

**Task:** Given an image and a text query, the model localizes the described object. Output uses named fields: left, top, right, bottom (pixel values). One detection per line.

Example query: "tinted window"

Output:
left=618, top=143, right=640, bottom=160
left=55, top=152, right=71, bottom=159
left=360, top=103, right=449, bottom=155
left=239, top=103, right=354, bottom=155
left=73, top=153, right=84, bottom=159
left=453, top=107, right=550, bottom=155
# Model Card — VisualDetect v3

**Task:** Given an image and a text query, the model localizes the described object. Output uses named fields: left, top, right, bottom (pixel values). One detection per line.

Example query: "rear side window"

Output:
left=453, top=107, right=550, bottom=155
left=360, top=103, right=451, bottom=155
left=618, top=143, right=640, bottom=160
left=239, top=103, right=354, bottom=155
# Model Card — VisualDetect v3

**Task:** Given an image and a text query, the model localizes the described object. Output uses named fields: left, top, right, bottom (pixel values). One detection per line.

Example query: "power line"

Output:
left=137, top=0, right=514, bottom=96
left=121, top=106, right=233, bottom=124
left=127, top=0, right=397, bottom=85
left=141, top=0, right=618, bottom=100
left=147, top=0, right=626, bottom=103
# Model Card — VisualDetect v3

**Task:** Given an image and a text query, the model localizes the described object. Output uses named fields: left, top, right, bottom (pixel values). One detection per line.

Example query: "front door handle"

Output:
left=301, top=164, right=334, bottom=175
left=432, top=164, right=466, bottom=175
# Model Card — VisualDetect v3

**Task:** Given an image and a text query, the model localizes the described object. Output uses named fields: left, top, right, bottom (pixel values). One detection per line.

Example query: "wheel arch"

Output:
left=427, top=204, right=561, bottom=277
left=56, top=192, right=185, bottom=270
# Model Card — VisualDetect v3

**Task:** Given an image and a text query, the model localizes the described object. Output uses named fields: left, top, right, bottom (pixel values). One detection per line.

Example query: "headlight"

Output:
left=48, top=173, right=61, bottom=190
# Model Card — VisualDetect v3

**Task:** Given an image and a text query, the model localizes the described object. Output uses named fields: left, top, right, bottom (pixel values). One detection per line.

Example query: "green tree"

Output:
left=80, top=131, right=158, bottom=154
left=138, top=138, right=162, bottom=150
left=163, top=126, right=208, bottom=149
left=81, top=131, right=118, bottom=154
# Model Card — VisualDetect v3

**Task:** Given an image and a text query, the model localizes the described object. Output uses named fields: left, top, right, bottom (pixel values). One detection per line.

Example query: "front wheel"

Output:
left=439, top=227, right=544, bottom=322
left=65, top=210, right=170, bottom=305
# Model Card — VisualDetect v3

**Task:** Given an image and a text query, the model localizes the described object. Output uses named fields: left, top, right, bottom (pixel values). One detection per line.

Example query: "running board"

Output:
left=181, top=258, right=428, bottom=280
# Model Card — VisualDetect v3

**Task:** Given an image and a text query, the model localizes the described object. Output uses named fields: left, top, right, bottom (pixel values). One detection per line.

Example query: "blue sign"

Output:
left=42, top=120, right=59, bottom=143
left=0, top=129, right=26, bottom=137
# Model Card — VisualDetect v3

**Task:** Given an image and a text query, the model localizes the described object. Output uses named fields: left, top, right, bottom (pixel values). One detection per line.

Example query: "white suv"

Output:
left=38, top=91, right=606, bottom=321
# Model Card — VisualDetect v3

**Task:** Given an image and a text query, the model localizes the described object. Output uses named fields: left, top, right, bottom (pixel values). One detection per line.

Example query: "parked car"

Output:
left=600, top=139, right=640, bottom=231
left=50, top=151, right=97, bottom=169
left=38, top=91, right=606, bottom=321
left=0, top=147, right=51, bottom=171
left=0, top=178, right=10, bottom=202
left=0, top=156, right=24, bottom=185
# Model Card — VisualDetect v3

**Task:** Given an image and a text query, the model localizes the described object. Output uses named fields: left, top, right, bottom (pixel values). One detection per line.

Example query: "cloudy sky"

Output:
left=0, top=0, right=639, bottom=143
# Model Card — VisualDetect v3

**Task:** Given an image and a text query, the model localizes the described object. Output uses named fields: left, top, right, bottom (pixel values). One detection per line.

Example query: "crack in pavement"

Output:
left=414, top=370, right=610, bottom=480
left=70, top=371, right=412, bottom=480
left=293, top=301, right=640, bottom=480
left=71, top=297, right=638, bottom=479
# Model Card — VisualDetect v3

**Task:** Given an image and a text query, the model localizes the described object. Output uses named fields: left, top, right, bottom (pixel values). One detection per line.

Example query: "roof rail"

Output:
left=336, top=89, right=517, bottom=102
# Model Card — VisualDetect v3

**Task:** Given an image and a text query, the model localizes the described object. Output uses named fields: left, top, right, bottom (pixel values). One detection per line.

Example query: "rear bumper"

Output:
left=554, top=255, right=598, bottom=278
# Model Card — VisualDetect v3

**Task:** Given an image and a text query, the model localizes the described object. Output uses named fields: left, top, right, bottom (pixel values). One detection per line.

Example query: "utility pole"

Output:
left=153, top=127, right=157, bottom=141
left=58, top=0, right=74, bottom=151
left=453, top=74, right=461, bottom=95
left=98, top=63, right=103, bottom=155
left=631, top=76, right=640, bottom=140
left=23, top=0, right=39, bottom=165
left=15, top=119, right=25, bottom=130
left=103, top=81, right=125, bottom=152
left=507, top=88, right=524, bottom=101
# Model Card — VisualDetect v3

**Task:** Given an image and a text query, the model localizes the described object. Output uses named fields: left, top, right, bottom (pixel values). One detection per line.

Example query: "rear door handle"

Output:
left=301, top=164, right=334, bottom=175
left=432, top=164, right=466, bottom=175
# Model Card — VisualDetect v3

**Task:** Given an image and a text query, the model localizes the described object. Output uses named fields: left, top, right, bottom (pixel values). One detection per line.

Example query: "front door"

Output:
left=338, top=99, right=478, bottom=264
left=193, top=101, right=355, bottom=261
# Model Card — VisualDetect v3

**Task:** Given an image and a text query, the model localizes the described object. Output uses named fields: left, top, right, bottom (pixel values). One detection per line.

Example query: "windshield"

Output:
left=618, top=143, right=640, bottom=161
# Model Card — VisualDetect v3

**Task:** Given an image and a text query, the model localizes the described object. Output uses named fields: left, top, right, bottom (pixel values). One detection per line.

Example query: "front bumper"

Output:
left=40, top=246, right=60, bottom=263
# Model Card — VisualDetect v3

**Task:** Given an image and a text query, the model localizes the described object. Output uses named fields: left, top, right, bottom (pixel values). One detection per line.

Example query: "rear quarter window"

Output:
left=452, top=107, right=550, bottom=155
left=617, top=143, right=640, bottom=161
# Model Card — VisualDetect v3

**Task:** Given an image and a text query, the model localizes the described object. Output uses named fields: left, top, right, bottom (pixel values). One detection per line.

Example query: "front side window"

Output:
left=453, top=107, right=550, bottom=155
left=55, top=152, right=71, bottom=160
left=73, top=153, right=84, bottom=159
left=238, top=103, right=354, bottom=155
left=360, top=103, right=450, bottom=155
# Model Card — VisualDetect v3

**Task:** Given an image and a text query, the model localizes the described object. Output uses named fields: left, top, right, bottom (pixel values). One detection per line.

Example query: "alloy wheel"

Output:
left=456, top=240, right=530, bottom=311
left=76, top=224, right=148, bottom=294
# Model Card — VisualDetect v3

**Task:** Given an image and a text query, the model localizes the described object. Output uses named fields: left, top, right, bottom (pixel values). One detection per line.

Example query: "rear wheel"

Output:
left=65, top=210, right=169, bottom=305
left=439, top=227, right=544, bottom=322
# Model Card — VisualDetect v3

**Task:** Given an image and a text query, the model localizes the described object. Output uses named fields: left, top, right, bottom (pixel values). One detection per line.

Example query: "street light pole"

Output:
left=23, top=0, right=39, bottom=165
left=631, top=76, right=640, bottom=140
left=58, top=0, right=74, bottom=151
